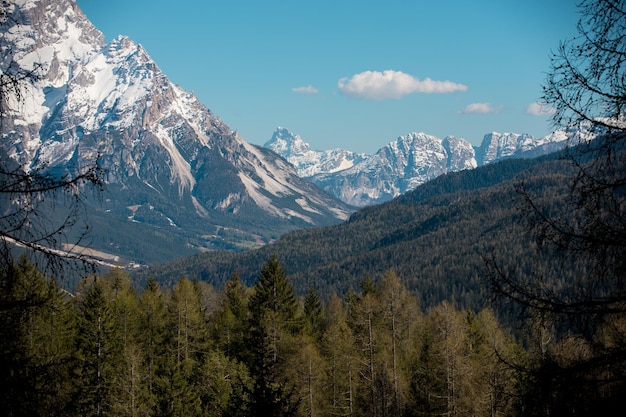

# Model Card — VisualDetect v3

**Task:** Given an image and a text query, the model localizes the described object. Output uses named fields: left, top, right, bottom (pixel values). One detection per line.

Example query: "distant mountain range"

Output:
left=264, top=127, right=588, bottom=206
left=0, top=0, right=598, bottom=270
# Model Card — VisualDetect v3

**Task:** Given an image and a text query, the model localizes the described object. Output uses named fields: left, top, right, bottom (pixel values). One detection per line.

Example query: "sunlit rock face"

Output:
left=2, top=0, right=352, bottom=259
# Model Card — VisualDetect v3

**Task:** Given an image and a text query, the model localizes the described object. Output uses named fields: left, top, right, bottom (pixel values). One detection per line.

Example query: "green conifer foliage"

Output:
left=74, top=280, right=123, bottom=416
left=211, top=270, right=250, bottom=361
left=348, top=279, right=384, bottom=417
left=158, top=277, right=208, bottom=416
left=246, top=254, right=302, bottom=417
left=303, top=286, right=326, bottom=344
left=137, top=276, right=168, bottom=413
left=378, top=269, right=420, bottom=415
left=0, top=255, right=75, bottom=415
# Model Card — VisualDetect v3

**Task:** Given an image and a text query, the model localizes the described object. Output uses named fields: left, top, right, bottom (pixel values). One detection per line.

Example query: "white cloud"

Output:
left=292, top=85, right=319, bottom=94
left=460, top=102, right=503, bottom=114
left=337, top=70, right=468, bottom=100
left=526, top=102, right=556, bottom=116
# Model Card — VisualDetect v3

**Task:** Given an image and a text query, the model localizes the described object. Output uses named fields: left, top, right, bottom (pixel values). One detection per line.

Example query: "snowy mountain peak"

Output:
left=443, top=136, right=478, bottom=172
left=265, top=127, right=368, bottom=178
left=2, top=0, right=351, bottom=260
left=268, top=127, right=312, bottom=155
left=270, top=130, right=477, bottom=207
left=266, top=126, right=579, bottom=207
left=476, top=131, right=570, bottom=165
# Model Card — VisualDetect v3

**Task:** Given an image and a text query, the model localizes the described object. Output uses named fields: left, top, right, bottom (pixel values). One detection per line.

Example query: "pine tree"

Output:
left=347, top=277, right=384, bottom=417
left=199, top=349, right=252, bottom=417
left=158, top=277, right=207, bottom=416
left=406, top=317, right=446, bottom=417
left=96, top=269, right=150, bottom=417
left=138, top=276, right=168, bottom=413
left=303, top=286, right=326, bottom=344
left=100, top=268, right=140, bottom=350
left=211, top=270, right=250, bottom=361
left=73, top=279, right=123, bottom=416
left=0, top=255, right=75, bottom=416
left=170, top=278, right=207, bottom=365
left=245, top=254, right=302, bottom=417
left=321, top=294, right=358, bottom=417
left=464, top=309, right=518, bottom=417
left=291, top=342, right=325, bottom=417
left=378, top=269, right=420, bottom=415
left=26, top=275, right=76, bottom=415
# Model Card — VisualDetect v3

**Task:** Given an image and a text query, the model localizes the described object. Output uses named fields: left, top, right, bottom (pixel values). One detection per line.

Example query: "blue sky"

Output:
left=76, top=0, right=580, bottom=153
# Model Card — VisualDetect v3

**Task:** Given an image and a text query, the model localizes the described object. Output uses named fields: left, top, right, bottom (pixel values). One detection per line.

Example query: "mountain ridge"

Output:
left=135, top=148, right=576, bottom=307
left=265, top=126, right=581, bottom=206
left=0, top=0, right=597, bottom=270
left=1, top=0, right=352, bottom=266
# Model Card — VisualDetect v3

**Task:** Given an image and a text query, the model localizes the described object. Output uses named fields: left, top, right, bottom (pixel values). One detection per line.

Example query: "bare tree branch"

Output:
left=0, top=1, right=105, bottom=277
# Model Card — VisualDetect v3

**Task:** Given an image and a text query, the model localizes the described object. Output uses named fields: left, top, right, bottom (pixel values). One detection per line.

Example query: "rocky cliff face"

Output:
left=475, top=131, right=567, bottom=165
left=266, top=129, right=478, bottom=206
left=313, top=132, right=477, bottom=207
left=1, top=0, right=352, bottom=264
left=266, top=127, right=578, bottom=206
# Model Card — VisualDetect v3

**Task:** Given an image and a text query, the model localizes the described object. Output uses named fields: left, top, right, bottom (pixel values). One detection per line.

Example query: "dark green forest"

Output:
left=138, top=153, right=577, bottom=310
left=2, top=251, right=624, bottom=417
left=0, top=255, right=573, bottom=416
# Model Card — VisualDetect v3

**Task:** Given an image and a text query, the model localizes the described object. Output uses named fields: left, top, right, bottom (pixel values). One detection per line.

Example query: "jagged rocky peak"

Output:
left=263, top=128, right=484, bottom=207
left=476, top=131, right=570, bottom=165
left=443, top=136, right=477, bottom=171
left=2, top=0, right=352, bottom=261
left=263, top=125, right=574, bottom=208
left=265, top=127, right=368, bottom=178
left=478, top=132, right=527, bottom=165
left=303, top=132, right=478, bottom=207
left=7, top=0, right=105, bottom=53
left=381, top=132, right=476, bottom=173
left=266, top=127, right=312, bottom=155
left=390, top=132, right=438, bottom=152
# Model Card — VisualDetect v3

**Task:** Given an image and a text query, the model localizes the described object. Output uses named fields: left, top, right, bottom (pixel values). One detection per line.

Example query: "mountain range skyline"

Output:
left=76, top=0, right=580, bottom=154
left=1, top=0, right=595, bottom=265
left=263, top=125, right=581, bottom=206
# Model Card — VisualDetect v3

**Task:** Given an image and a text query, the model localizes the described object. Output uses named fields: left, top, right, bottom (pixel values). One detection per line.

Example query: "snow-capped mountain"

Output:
left=475, top=131, right=569, bottom=165
left=1, top=0, right=352, bottom=264
left=312, top=133, right=477, bottom=206
left=267, top=130, right=477, bottom=207
left=265, top=127, right=368, bottom=177
left=267, top=128, right=574, bottom=206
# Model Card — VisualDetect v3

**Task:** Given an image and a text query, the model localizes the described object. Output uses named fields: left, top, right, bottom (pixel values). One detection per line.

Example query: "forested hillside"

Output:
left=0, top=255, right=526, bottom=416
left=3, top=250, right=620, bottom=416
left=139, top=151, right=576, bottom=312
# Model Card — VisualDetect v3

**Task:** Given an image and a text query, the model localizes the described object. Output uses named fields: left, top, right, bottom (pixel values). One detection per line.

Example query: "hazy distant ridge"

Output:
left=265, top=127, right=580, bottom=206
